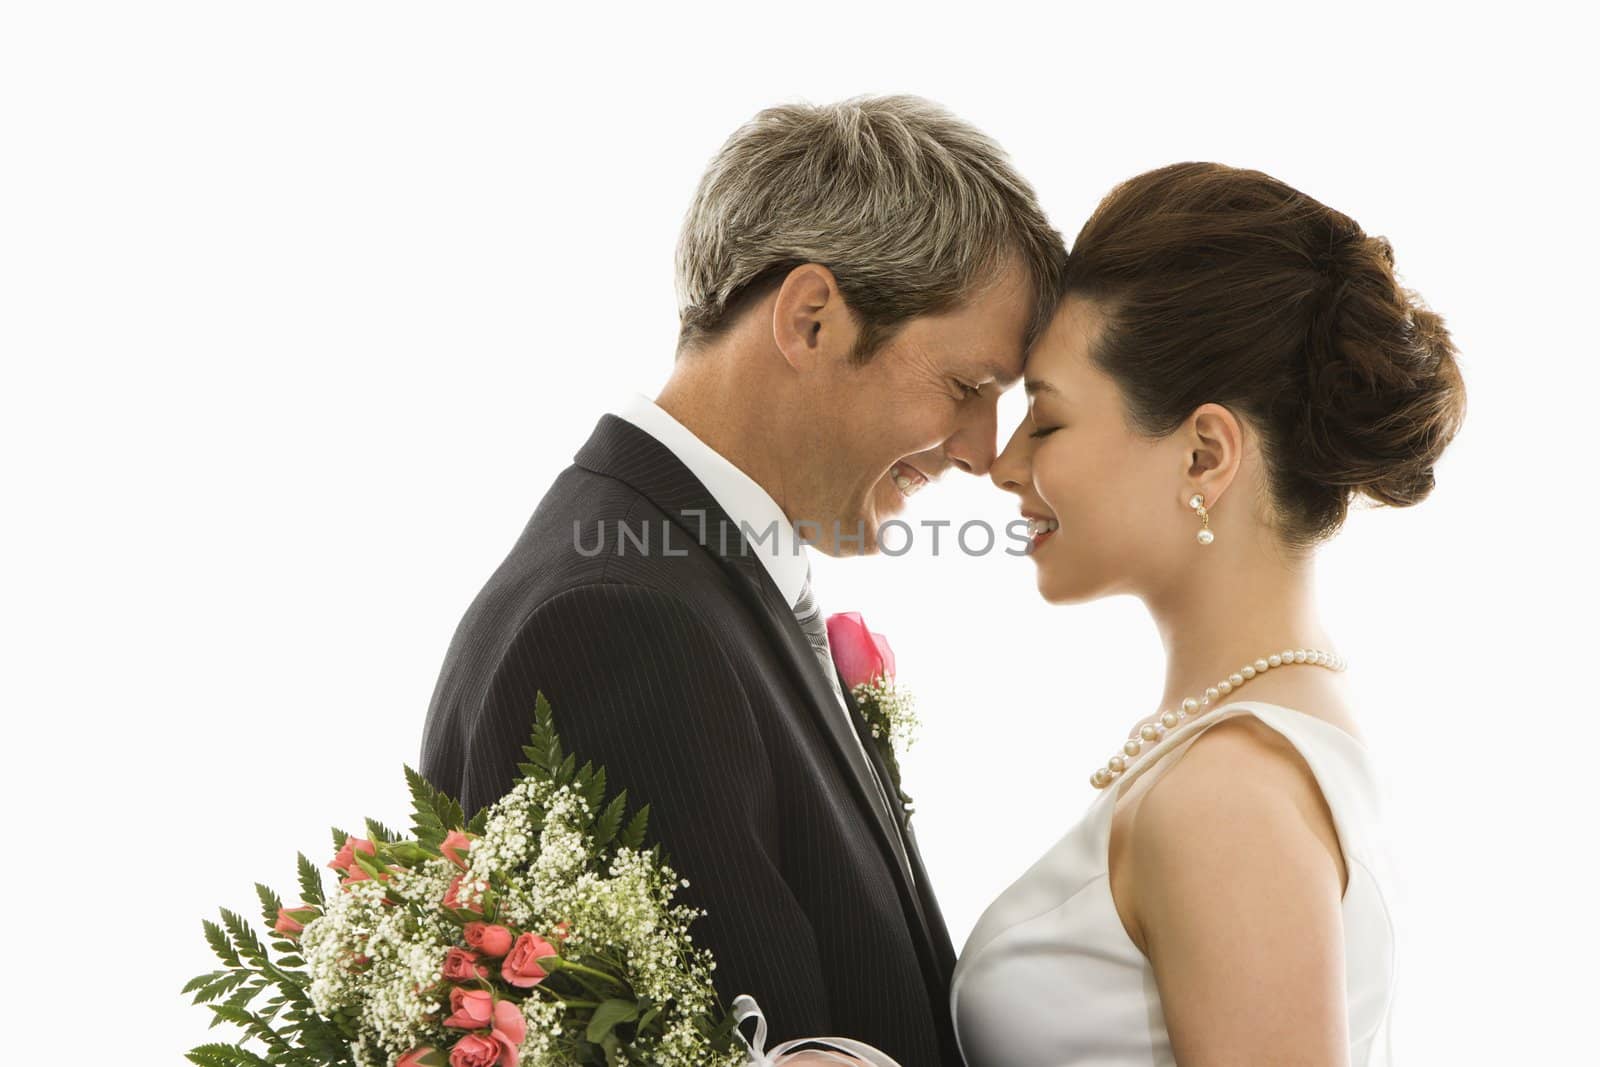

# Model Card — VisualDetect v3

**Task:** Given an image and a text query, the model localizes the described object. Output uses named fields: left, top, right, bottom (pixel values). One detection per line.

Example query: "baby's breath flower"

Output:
left=206, top=704, right=743, bottom=1066
left=851, top=678, right=920, bottom=754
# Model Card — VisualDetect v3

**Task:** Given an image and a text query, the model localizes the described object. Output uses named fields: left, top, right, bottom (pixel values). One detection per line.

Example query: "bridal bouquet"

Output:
left=184, top=694, right=745, bottom=1067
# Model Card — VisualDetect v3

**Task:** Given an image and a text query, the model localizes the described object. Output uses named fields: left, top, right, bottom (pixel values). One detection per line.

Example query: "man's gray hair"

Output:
left=674, top=95, right=1067, bottom=360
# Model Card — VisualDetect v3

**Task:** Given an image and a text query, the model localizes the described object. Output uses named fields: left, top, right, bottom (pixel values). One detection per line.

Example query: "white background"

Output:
left=4, top=2, right=1594, bottom=1062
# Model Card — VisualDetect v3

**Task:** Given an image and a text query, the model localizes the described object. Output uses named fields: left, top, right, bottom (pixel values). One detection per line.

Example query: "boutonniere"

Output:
left=825, top=612, right=921, bottom=817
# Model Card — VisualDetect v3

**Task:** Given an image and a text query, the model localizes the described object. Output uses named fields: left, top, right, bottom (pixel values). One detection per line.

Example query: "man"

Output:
left=420, top=95, right=1064, bottom=1064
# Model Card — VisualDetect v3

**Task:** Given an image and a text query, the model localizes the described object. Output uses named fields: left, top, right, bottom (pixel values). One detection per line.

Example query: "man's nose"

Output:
left=944, top=398, right=1000, bottom=476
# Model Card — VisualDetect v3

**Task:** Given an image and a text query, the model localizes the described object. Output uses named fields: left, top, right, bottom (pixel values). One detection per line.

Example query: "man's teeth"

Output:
left=890, top=464, right=927, bottom=496
left=1026, top=517, right=1060, bottom=536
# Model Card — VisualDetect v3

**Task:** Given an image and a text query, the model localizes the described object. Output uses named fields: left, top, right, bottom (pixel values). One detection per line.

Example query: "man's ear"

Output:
left=771, top=263, right=856, bottom=371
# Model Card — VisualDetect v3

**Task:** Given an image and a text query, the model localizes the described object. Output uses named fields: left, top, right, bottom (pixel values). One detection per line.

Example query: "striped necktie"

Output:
left=792, top=570, right=909, bottom=856
left=792, top=572, right=853, bottom=716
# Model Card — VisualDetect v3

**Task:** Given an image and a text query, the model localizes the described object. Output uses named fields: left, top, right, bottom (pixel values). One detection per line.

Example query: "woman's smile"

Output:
left=1023, top=512, right=1059, bottom=554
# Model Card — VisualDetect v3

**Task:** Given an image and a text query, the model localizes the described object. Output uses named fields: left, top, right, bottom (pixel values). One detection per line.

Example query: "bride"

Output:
left=949, top=162, right=1466, bottom=1066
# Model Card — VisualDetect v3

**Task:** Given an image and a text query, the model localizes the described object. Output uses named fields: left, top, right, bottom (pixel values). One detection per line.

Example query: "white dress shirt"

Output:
left=609, top=392, right=810, bottom=609
left=610, top=392, right=913, bottom=881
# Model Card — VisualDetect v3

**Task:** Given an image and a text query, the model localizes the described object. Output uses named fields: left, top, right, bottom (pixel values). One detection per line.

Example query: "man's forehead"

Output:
left=983, top=358, right=1023, bottom=388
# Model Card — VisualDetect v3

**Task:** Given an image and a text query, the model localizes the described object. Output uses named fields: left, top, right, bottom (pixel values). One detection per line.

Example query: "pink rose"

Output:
left=339, top=861, right=391, bottom=888
left=330, top=838, right=390, bottom=887
left=441, top=947, right=489, bottom=982
left=500, top=932, right=557, bottom=988
left=444, top=987, right=494, bottom=1030
left=398, top=1049, right=444, bottom=1067
left=273, top=905, right=318, bottom=936
left=825, top=611, right=896, bottom=689
left=328, top=837, right=376, bottom=874
left=492, top=998, right=526, bottom=1048
left=443, top=873, right=483, bottom=914
left=493, top=1031, right=521, bottom=1067
left=440, top=991, right=523, bottom=1065
left=448, top=1033, right=502, bottom=1067
left=464, top=922, right=514, bottom=958
left=441, top=830, right=475, bottom=870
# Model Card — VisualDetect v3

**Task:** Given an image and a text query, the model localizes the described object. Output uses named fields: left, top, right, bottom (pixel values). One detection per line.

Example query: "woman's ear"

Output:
left=771, top=263, right=856, bottom=371
left=1180, top=403, right=1243, bottom=509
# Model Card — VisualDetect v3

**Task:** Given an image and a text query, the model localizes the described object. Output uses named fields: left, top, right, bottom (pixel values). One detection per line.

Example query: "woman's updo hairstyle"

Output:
left=1062, top=162, right=1466, bottom=551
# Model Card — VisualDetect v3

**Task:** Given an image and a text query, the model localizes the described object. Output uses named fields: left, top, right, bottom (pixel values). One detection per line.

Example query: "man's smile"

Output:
left=889, top=461, right=931, bottom=498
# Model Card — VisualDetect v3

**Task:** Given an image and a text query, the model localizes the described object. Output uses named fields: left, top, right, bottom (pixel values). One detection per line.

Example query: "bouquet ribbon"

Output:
left=732, top=995, right=905, bottom=1066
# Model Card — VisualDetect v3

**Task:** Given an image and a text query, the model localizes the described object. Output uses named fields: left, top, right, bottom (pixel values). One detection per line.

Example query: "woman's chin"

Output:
left=1034, top=561, right=1099, bottom=606
left=1037, top=579, right=1079, bottom=606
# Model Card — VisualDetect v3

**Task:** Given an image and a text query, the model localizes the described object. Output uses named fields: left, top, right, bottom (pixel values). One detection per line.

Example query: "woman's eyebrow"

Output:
left=1024, top=378, right=1060, bottom=397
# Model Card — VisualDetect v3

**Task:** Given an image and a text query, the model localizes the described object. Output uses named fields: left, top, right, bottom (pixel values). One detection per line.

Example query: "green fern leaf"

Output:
left=522, top=691, right=563, bottom=778
left=296, top=852, right=325, bottom=907
left=204, top=919, right=242, bottom=968
left=363, top=817, right=400, bottom=844
left=221, top=908, right=268, bottom=967
left=254, top=883, right=284, bottom=928
left=194, top=970, right=253, bottom=1005
left=595, top=790, right=627, bottom=848
left=619, top=804, right=651, bottom=849
left=404, top=764, right=464, bottom=849
left=185, top=1042, right=273, bottom=1067
left=182, top=969, right=225, bottom=996
left=223, top=978, right=267, bottom=1011
left=581, top=765, right=607, bottom=812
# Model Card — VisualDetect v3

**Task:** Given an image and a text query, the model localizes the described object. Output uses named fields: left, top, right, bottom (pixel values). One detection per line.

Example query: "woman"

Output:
left=950, top=163, right=1466, bottom=1065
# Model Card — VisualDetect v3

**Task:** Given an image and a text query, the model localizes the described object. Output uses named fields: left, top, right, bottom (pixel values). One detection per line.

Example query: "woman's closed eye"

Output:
left=1029, top=425, right=1060, bottom=439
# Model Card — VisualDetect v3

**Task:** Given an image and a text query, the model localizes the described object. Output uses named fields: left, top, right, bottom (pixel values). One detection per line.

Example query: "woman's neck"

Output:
left=1145, top=546, right=1333, bottom=719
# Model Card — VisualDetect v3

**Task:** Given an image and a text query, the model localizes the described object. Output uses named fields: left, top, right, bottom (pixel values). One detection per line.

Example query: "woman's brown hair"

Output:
left=1063, top=162, right=1466, bottom=551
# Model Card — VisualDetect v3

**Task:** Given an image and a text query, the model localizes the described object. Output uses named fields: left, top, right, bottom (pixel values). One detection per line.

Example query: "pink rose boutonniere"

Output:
left=825, top=611, right=922, bottom=817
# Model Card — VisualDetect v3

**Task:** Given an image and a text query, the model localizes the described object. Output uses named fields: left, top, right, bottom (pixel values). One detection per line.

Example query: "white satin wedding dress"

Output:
left=950, top=701, right=1397, bottom=1066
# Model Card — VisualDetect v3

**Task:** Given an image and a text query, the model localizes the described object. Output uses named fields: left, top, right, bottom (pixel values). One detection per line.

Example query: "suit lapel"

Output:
left=571, top=416, right=928, bottom=920
left=842, top=676, right=956, bottom=977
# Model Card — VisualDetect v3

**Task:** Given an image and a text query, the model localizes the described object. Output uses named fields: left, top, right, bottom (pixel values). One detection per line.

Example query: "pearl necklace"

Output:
left=1089, top=647, right=1346, bottom=790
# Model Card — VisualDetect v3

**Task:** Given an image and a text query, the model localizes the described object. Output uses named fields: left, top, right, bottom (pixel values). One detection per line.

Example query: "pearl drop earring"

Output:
left=1189, top=493, right=1214, bottom=545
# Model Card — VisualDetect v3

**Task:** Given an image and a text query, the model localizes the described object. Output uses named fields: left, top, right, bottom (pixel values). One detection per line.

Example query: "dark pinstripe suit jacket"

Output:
left=420, top=414, right=961, bottom=1065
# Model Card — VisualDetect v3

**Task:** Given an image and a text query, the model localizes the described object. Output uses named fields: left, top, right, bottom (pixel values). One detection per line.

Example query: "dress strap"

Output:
left=1111, top=700, right=1385, bottom=867
left=1110, top=703, right=1243, bottom=802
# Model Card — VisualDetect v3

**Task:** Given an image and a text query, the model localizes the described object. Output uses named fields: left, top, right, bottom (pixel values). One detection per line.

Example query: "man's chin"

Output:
left=807, top=482, right=914, bottom=557
left=865, top=486, right=914, bottom=541
left=811, top=516, right=878, bottom=558
left=805, top=506, right=880, bottom=558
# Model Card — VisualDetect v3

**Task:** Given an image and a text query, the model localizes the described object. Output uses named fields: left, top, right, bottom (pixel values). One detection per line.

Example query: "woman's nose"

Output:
left=990, top=420, right=1031, bottom=493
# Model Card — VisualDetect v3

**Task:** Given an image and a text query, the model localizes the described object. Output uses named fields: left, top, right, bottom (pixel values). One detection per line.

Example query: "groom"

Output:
left=419, top=95, right=1064, bottom=1065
